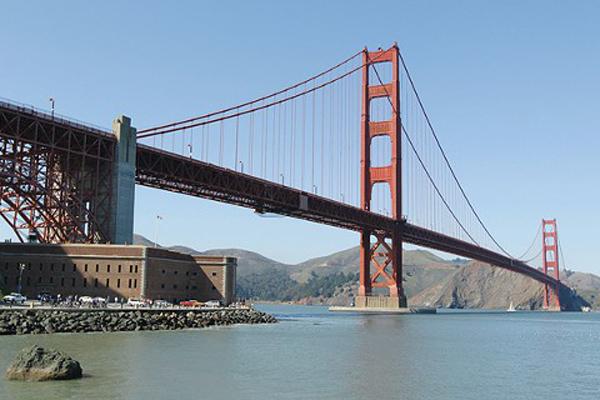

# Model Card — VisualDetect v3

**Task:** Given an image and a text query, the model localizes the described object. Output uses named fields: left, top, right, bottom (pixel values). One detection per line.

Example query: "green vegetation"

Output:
left=237, top=269, right=357, bottom=301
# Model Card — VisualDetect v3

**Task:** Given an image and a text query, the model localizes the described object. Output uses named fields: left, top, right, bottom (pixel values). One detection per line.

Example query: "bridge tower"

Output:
left=357, top=44, right=407, bottom=309
left=110, top=115, right=136, bottom=245
left=542, top=219, right=561, bottom=310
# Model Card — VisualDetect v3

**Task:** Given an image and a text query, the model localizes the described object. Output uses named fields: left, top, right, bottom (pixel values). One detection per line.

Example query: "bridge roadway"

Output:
left=136, top=145, right=561, bottom=289
left=0, top=100, right=563, bottom=291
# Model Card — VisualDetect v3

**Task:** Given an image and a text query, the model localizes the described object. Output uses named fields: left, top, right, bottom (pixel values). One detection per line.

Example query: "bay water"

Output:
left=0, top=305, right=598, bottom=399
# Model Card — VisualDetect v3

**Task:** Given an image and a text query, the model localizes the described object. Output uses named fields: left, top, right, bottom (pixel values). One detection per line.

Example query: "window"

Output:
left=193, top=272, right=198, bottom=276
left=118, top=265, right=122, bottom=273
left=39, top=263, right=43, bottom=271
left=85, top=264, right=88, bottom=272
left=173, top=284, right=177, bottom=289
left=212, top=272, right=217, bottom=277
left=49, top=277, right=54, bottom=284
left=50, top=263, right=54, bottom=271
left=72, top=278, right=76, bottom=287
left=134, top=279, right=137, bottom=289
left=38, top=277, right=42, bottom=284
left=61, top=277, right=65, bottom=287
left=186, top=271, right=189, bottom=276
left=107, top=265, right=111, bottom=273
left=185, top=285, right=189, bottom=290
left=191, top=285, right=197, bottom=290
left=117, top=279, right=121, bottom=288
left=83, top=278, right=87, bottom=287
left=174, top=271, right=178, bottom=275
left=161, top=284, right=165, bottom=289
left=62, top=264, right=66, bottom=272
left=128, top=279, right=132, bottom=289
left=129, top=265, right=133, bottom=273
left=70, top=263, right=74, bottom=272
left=135, top=265, right=138, bottom=274
left=161, top=269, right=166, bottom=275
left=94, top=278, right=98, bottom=288
left=96, top=264, right=99, bottom=273
left=106, top=278, right=110, bottom=288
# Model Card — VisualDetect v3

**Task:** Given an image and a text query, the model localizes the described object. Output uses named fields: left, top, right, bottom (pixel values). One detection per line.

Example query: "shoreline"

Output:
left=0, top=307, right=277, bottom=336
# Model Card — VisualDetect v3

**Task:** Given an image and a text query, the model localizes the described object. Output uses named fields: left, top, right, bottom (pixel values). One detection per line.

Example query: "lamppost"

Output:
left=154, top=215, right=163, bottom=248
left=16, top=263, right=26, bottom=294
left=48, top=97, right=55, bottom=119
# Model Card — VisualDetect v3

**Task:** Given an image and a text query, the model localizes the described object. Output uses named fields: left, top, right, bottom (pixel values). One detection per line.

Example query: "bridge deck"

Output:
left=137, top=144, right=561, bottom=289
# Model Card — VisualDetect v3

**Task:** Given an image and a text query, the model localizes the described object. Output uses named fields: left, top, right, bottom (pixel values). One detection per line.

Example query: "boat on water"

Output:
left=507, top=302, right=516, bottom=312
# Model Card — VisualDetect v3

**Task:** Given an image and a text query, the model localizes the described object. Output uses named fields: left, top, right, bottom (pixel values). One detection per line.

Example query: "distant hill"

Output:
left=133, top=234, right=596, bottom=310
left=133, top=234, right=289, bottom=277
left=562, top=271, right=600, bottom=308
left=409, top=261, right=587, bottom=310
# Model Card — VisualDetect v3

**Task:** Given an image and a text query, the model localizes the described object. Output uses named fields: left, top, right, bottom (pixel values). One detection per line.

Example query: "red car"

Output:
left=179, top=300, right=202, bottom=308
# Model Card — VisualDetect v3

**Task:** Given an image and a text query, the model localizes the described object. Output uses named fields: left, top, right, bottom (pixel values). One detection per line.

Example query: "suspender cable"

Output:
left=397, top=50, right=512, bottom=257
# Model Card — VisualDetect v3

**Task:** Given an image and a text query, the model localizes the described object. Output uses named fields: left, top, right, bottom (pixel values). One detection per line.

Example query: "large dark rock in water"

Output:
left=6, top=345, right=82, bottom=381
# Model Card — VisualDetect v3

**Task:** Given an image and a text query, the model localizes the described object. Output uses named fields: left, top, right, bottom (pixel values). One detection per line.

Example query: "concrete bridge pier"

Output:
left=110, top=115, right=136, bottom=245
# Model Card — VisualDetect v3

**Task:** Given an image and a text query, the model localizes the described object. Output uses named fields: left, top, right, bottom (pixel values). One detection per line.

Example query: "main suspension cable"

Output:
left=370, top=60, right=479, bottom=245
left=138, top=50, right=395, bottom=139
left=138, top=50, right=364, bottom=134
left=397, top=50, right=513, bottom=258
left=516, top=222, right=542, bottom=260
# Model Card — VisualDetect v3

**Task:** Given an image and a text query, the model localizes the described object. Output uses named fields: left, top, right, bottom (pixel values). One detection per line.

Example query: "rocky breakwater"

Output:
left=0, top=308, right=277, bottom=335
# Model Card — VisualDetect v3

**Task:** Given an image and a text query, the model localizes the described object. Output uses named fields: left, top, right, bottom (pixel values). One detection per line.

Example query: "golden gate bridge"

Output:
left=0, top=43, right=566, bottom=310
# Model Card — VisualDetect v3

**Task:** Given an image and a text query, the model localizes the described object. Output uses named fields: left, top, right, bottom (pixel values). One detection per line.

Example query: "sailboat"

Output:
left=507, top=302, right=516, bottom=312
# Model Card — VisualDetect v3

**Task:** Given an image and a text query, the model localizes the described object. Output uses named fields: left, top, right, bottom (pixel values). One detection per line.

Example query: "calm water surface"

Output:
left=0, top=305, right=599, bottom=400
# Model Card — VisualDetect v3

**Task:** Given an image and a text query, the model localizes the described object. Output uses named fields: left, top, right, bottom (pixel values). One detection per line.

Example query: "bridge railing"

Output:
left=0, top=96, right=112, bottom=136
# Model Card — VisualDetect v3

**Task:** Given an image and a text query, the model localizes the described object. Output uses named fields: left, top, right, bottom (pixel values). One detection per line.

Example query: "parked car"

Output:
left=127, top=298, right=147, bottom=307
left=93, top=297, right=107, bottom=306
left=153, top=299, right=171, bottom=308
left=204, top=300, right=222, bottom=308
left=180, top=300, right=203, bottom=308
left=79, top=296, right=94, bottom=304
left=3, top=293, right=27, bottom=304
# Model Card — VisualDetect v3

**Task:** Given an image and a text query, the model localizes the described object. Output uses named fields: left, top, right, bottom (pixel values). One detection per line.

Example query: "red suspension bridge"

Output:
left=0, top=44, right=568, bottom=310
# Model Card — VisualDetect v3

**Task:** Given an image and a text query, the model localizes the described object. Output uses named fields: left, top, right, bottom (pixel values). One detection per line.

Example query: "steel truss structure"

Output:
left=0, top=101, right=114, bottom=243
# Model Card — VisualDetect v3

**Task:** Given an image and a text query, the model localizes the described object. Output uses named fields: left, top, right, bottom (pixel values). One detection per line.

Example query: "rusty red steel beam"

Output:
left=0, top=101, right=114, bottom=243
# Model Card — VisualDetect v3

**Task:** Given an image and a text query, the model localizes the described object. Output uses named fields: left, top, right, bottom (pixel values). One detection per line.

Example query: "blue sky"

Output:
left=1, top=1, right=598, bottom=272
